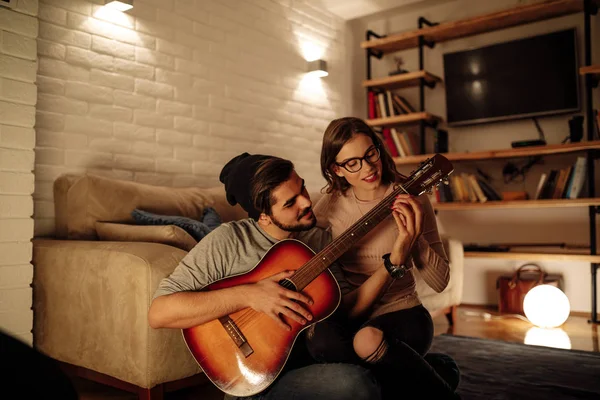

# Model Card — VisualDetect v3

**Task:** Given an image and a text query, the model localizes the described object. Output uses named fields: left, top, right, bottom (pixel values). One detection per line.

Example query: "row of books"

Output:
left=433, top=173, right=501, bottom=203
left=533, top=156, right=586, bottom=200
left=379, top=128, right=420, bottom=157
left=432, top=157, right=587, bottom=204
left=368, top=90, right=415, bottom=120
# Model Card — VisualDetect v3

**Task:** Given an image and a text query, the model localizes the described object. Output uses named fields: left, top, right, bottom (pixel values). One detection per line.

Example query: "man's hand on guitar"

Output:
left=245, top=270, right=314, bottom=331
left=390, top=194, right=424, bottom=265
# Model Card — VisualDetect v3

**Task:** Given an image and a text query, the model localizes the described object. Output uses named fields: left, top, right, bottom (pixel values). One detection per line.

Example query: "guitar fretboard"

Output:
left=292, top=184, right=407, bottom=291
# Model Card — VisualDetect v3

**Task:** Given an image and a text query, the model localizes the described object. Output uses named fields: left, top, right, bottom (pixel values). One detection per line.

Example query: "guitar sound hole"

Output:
left=279, top=278, right=297, bottom=292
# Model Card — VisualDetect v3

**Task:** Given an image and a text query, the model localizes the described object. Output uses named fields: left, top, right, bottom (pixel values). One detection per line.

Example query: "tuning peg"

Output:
left=442, top=177, right=450, bottom=185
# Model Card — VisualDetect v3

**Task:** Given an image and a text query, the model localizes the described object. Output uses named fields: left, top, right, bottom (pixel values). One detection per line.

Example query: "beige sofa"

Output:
left=32, top=173, right=463, bottom=400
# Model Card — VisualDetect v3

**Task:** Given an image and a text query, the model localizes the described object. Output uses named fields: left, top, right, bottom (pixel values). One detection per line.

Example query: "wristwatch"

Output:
left=382, top=253, right=409, bottom=279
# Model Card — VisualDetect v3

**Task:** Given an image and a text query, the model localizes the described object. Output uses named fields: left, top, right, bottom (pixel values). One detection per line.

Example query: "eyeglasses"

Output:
left=335, top=146, right=381, bottom=173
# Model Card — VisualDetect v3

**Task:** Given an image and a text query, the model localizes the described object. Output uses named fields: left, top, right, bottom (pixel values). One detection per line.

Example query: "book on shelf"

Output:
left=533, top=156, right=586, bottom=200
left=382, top=128, right=399, bottom=157
left=390, top=128, right=406, bottom=157
left=433, top=173, right=501, bottom=204
left=380, top=128, right=420, bottom=157
left=368, top=90, right=417, bottom=119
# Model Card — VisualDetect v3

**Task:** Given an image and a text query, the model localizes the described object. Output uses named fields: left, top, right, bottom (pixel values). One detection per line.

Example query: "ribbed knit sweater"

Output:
left=313, top=184, right=450, bottom=319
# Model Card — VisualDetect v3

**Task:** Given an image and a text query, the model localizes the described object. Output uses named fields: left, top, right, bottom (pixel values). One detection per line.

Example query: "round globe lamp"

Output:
left=523, top=285, right=570, bottom=328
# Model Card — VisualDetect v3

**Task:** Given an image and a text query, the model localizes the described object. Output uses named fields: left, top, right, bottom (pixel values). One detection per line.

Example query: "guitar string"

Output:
left=291, top=181, right=410, bottom=289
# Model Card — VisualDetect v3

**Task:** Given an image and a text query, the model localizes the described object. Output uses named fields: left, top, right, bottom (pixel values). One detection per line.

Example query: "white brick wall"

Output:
left=0, top=0, right=38, bottom=346
left=35, top=0, right=350, bottom=239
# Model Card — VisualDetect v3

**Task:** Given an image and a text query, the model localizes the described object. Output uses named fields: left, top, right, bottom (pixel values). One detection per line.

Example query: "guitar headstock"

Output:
left=401, top=154, right=454, bottom=196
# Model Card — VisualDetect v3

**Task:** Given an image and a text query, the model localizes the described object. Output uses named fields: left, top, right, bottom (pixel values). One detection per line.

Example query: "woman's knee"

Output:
left=353, top=326, right=385, bottom=360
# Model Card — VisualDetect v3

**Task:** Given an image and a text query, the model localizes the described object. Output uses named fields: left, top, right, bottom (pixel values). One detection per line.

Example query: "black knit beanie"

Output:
left=219, top=152, right=272, bottom=220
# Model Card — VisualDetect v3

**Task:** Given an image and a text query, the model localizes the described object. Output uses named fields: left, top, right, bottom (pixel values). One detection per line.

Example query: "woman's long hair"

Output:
left=320, top=117, right=405, bottom=195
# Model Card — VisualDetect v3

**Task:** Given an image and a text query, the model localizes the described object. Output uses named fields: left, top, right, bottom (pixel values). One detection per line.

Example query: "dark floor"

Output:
left=73, top=305, right=600, bottom=399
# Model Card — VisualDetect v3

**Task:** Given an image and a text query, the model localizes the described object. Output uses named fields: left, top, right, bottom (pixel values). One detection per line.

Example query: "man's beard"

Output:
left=270, top=207, right=317, bottom=232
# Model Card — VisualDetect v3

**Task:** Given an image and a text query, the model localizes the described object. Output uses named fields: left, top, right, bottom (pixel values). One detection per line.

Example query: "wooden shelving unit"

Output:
left=465, top=251, right=600, bottom=263
left=433, top=198, right=600, bottom=211
left=366, top=112, right=442, bottom=128
left=363, top=0, right=600, bottom=321
left=363, top=71, right=442, bottom=91
left=580, top=64, right=600, bottom=76
left=361, top=0, right=595, bottom=54
left=394, top=140, right=600, bottom=165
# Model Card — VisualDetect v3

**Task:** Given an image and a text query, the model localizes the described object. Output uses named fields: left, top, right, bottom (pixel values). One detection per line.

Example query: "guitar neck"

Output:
left=292, top=184, right=406, bottom=291
left=290, top=153, right=452, bottom=291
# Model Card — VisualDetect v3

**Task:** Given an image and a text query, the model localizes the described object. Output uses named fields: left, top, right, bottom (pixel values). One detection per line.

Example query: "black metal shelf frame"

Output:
left=364, top=0, right=599, bottom=323
left=584, top=0, right=599, bottom=324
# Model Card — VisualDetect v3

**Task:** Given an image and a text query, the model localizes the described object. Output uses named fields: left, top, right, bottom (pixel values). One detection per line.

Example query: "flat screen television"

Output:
left=443, top=28, right=580, bottom=126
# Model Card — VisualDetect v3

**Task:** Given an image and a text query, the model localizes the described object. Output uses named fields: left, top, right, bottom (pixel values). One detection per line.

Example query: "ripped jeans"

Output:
left=305, top=304, right=460, bottom=399
left=224, top=329, right=382, bottom=400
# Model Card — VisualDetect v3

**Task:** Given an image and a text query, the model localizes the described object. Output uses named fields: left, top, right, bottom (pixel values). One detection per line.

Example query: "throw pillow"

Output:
left=202, top=207, right=222, bottom=231
left=95, top=222, right=198, bottom=251
left=130, top=207, right=221, bottom=241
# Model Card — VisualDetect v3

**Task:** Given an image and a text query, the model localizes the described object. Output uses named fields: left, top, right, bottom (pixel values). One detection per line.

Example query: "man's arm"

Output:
left=148, top=285, right=249, bottom=329
left=148, top=225, right=313, bottom=331
left=149, top=270, right=314, bottom=330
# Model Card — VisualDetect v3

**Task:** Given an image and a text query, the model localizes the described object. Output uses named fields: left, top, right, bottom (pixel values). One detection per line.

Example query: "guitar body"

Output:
left=182, top=239, right=341, bottom=397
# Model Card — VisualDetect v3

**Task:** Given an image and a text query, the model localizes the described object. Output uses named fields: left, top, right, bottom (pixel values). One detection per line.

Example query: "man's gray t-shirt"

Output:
left=153, top=219, right=351, bottom=299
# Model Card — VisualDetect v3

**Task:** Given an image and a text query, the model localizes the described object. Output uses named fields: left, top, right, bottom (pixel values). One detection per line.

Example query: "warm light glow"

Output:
left=94, top=6, right=135, bottom=28
left=105, top=1, right=133, bottom=11
left=296, top=73, right=328, bottom=103
left=524, top=327, right=572, bottom=350
left=301, top=42, right=324, bottom=62
left=523, top=285, right=570, bottom=328
left=306, top=70, right=328, bottom=78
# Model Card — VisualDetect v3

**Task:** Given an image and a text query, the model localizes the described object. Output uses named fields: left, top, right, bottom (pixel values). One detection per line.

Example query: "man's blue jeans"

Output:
left=223, top=363, right=381, bottom=400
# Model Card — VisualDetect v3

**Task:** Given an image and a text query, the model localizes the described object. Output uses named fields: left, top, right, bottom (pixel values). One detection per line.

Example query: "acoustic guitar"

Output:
left=182, top=154, right=453, bottom=397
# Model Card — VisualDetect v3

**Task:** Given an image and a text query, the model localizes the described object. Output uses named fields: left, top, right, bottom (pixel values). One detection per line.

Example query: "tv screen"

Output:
left=443, top=29, right=580, bottom=126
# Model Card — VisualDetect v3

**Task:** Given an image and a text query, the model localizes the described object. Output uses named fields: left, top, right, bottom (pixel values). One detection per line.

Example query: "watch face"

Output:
left=392, top=266, right=406, bottom=279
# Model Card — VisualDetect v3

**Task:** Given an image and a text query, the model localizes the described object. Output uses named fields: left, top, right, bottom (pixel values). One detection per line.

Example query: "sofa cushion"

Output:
left=95, top=222, right=198, bottom=251
left=53, top=173, right=248, bottom=239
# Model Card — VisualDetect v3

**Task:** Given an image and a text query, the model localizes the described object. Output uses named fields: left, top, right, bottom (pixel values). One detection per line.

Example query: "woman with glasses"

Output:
left=307, top=117, right=460, bottom=399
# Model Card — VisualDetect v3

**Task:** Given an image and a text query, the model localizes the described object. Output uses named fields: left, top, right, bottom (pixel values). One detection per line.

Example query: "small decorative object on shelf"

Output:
left=434, top=129, right=448, bottom=153
left=389, top=56, right=409, bottom=76
left=567, top=115, right=584, bottom=143
left=501, top=191, right=529, bottom=201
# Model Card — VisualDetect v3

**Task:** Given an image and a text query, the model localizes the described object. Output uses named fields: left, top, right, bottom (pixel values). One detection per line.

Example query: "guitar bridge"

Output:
left=219, top=315, right=254, bottom=358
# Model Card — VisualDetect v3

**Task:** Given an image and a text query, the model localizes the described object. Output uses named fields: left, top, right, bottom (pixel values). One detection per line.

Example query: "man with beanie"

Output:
left=148, top=153, right=381, bottom=400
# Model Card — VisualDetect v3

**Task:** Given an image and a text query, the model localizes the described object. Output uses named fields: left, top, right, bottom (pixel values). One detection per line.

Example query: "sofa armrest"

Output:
left=416, top=237, right=464, bottom=313
left=445, top=237, right=464, bottom=306
left=32, top=239, right=201, bottom=388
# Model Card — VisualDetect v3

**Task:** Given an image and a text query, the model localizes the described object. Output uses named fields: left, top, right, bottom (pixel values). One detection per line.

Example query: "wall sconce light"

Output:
left=104, top=0, right=133, bottom=11
left=307, top=59, right=328, bottom=78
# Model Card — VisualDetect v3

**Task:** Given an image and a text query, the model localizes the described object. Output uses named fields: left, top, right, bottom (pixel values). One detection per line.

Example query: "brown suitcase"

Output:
left=496, top=263, right=563, bottom=315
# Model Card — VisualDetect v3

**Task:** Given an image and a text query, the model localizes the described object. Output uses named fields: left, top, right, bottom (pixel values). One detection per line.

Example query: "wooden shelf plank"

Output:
left=363, top=71, right=442, bottom=90
left=465, top=251, right=600, bottom=263
left=580, top=64, right=600, bottom=76
left=361, top=0, right=592, bottom=54
left=434, top=198, right=600, bottom=210
left=393, top=140, right=600, bottom=165
left=366, top=112, right=442, bottom=128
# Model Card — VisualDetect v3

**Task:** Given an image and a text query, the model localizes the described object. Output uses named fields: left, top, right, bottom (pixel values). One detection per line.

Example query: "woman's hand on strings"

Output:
left=389, top=194, right=424, bottom=265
